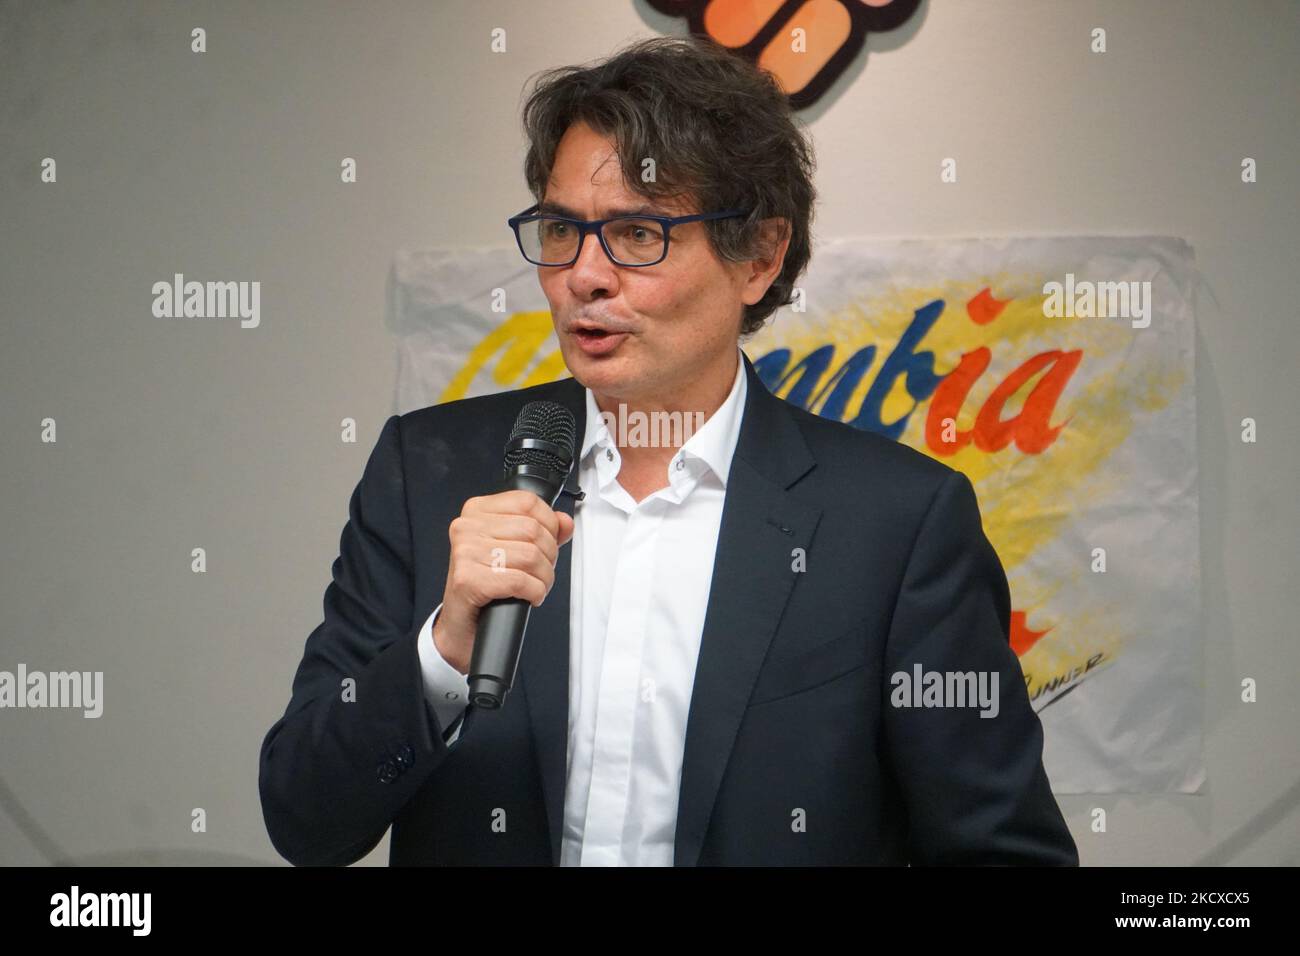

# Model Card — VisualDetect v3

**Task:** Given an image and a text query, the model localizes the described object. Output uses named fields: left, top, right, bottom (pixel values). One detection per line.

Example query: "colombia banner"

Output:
left=386, top=235, right=1203, bottom=793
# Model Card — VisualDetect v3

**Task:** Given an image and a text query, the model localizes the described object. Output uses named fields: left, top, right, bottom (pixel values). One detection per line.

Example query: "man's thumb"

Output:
left=556, top=510, right=575, bottom=546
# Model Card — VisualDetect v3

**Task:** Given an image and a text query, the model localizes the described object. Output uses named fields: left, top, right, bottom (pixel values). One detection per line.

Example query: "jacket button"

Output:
left=395, top=744, right=415, bottom=769
left=377, top=759, right=399, bottom=784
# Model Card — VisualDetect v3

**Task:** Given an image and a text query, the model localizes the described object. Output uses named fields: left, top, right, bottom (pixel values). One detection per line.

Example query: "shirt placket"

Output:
left=579, top=496, right=663, bottom=866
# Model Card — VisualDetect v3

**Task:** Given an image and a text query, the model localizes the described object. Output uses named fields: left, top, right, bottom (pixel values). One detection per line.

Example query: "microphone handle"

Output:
left=466, top=470, right=567, bottom=709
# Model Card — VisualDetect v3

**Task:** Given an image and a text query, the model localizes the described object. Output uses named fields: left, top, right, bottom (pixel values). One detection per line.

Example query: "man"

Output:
left=259, top=35, right=1078, bottom=866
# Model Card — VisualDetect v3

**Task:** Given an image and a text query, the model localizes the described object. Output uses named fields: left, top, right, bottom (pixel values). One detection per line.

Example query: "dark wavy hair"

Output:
left=520, top=35, right=817, bottom=339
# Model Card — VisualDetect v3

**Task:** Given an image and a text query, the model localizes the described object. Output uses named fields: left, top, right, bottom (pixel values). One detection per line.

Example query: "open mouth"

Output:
left=571, top=327, right=628, bottom=355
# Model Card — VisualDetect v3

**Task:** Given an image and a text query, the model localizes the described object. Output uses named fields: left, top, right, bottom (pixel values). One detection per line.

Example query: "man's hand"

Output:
left=433, top=490, right=576, bottom=674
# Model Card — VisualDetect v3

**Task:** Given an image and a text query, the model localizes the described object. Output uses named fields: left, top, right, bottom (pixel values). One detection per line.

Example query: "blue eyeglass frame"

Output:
left=507, top=202, right=752, bottom=267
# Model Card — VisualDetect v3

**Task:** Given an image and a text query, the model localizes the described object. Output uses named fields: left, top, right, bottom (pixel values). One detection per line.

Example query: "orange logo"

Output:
left=646, top=0, right=922, bottom=109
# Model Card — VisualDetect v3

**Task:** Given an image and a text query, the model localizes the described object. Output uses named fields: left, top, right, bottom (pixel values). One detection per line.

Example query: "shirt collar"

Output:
left=579, top=345, right=748, bottom=489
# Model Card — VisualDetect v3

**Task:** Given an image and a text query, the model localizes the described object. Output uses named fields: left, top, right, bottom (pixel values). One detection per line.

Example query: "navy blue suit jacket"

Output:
left=259, top=350, right=1078, bottom=866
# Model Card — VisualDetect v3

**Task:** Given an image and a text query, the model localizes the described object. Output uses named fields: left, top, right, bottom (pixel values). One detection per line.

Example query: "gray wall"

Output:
left=1, top=0, right=1296, bottom=865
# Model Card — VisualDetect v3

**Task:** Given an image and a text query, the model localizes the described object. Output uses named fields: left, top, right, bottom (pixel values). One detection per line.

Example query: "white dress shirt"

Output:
left=416, top=345, right=747, bottom=866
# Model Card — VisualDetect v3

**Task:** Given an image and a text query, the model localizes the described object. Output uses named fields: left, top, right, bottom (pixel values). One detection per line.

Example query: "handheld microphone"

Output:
left=466, top=400, right=577, bottom=709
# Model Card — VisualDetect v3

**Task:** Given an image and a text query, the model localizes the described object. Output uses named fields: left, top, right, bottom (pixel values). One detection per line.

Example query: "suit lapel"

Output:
left=516, top=351, right=821, bottom=867
left=673, top=352, right=821, bottom=865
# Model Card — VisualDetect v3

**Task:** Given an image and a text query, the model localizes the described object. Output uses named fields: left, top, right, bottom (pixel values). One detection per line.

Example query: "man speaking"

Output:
left=259, top=35, right=1078, bottom=866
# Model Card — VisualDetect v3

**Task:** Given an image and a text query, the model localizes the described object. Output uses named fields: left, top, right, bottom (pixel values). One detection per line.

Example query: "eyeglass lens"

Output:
left=519, top=217, right=667, bottom=265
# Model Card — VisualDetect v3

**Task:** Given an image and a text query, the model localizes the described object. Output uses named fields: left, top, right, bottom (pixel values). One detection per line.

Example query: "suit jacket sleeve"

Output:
left=258, top=413, right=455, bottom=866
left=881, top=468, right=1078, bottom=865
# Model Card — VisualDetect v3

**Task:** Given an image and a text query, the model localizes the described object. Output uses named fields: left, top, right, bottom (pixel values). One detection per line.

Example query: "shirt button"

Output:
left=675, top=459, right=685, bottom=470
left=606, top=449, right=614, bottom=461
left=444, top=691, right=459, bottom=701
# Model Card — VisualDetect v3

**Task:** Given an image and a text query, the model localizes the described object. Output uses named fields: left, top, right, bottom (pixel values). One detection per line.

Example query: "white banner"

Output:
left=387, top=235, right=1205, bottom=793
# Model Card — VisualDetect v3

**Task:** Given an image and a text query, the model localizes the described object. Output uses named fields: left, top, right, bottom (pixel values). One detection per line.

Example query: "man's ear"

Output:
left=740, top=217, right=792, bottom=307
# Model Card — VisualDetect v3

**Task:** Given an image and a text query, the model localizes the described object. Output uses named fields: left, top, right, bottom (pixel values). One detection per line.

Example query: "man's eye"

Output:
left=618, top=221, right=662, bottom=243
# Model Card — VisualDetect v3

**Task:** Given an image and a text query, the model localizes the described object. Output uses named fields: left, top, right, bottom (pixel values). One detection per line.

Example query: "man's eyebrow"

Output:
left=537, top=201, right=669, bottom=219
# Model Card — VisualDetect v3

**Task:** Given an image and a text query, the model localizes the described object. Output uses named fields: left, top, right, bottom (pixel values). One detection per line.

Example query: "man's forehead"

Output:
left=545, top=123, right=695, bottom=216
left=540, top=179, right=695, bottom=219
left=536, top=196, right=681, bottom=219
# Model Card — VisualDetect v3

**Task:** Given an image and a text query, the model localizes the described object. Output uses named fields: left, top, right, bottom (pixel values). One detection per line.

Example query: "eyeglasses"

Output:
left=507, top=202, right=751, bottom=267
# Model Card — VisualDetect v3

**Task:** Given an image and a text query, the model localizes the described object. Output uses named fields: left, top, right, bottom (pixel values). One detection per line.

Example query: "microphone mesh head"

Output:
left=504, top=400, right=577, bottom=474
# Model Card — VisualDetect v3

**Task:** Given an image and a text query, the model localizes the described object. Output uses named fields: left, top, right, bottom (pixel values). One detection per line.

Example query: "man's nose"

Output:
left=566, top=227, right=618, bottom=298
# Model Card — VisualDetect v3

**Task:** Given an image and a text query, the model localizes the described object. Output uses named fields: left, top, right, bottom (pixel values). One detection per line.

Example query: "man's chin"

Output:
left=564, top=343, right=628, bottom=379
left=567, top=358, right=641, bottom=399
